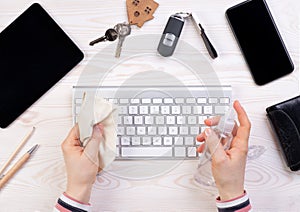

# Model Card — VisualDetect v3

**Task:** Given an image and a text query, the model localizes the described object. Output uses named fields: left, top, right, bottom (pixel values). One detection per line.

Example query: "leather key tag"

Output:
left=126, top=0, right=159, bottom=28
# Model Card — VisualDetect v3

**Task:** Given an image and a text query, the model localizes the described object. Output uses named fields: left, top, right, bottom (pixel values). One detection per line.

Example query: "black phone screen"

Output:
left=226, top=0, right=294, bottom=85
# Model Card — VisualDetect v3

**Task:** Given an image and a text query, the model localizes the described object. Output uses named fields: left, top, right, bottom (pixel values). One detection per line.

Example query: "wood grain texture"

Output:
left=0, top=0, right=299, bottom=211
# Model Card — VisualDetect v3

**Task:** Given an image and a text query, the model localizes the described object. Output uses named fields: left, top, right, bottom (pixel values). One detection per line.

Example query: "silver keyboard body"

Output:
left=73, top=86, right=232, bottom=160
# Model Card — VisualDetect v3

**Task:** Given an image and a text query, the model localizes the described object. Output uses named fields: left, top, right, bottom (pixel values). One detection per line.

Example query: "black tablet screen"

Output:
left=0, top=3, right=84, bottom=128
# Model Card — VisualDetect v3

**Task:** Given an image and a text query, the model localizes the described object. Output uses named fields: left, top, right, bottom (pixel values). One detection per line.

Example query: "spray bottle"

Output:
left=194, top=108, right=236, bottom=186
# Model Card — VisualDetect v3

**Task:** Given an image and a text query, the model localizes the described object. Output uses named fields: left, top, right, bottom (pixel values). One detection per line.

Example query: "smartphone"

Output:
left=226, top=0, right=294, bottom=85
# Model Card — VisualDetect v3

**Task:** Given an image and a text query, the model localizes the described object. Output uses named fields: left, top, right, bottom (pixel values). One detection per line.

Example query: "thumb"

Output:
left=91, top=124, right=104, bottom=143
left=204, top=128, right=227, bottom=161
left=83, top=124, right=104, bottom=165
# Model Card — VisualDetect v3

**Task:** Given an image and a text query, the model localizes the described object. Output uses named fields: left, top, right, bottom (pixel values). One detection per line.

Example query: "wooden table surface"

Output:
left=0, top=0, right=299, bottom=211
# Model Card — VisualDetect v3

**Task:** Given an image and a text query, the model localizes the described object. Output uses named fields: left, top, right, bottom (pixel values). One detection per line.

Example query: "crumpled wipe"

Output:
left=77, top=92, right=118, bottom=170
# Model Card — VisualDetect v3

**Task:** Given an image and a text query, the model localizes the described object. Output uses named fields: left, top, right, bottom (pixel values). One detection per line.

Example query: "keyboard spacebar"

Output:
left=121, top=147, right=173, bottom=157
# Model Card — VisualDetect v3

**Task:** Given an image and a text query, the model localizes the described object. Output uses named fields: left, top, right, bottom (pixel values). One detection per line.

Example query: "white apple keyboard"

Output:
left=73, top=86, right=232, bottom=160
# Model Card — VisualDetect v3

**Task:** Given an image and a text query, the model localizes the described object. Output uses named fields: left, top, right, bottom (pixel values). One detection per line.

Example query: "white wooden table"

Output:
left=0, top=0, right=299, bottom=211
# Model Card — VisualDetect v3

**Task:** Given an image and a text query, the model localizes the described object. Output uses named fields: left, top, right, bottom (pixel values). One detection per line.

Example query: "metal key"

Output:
left=114, top=23, right=131, bottom=58
left=89, top=28, right=118, bottom=46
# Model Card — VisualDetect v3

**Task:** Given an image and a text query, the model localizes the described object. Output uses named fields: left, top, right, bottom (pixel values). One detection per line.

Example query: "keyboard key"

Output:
left=182, top=106, right=191, bottom=114
left=148, top=126, right=157, bottom=135
left=134, top=116, right=143, bottom=125
left=119, top=99, right=129, bottom=104
left=175, top=98, right=184, bottom=104
left=166, top=116, right=175, bottom=125
left=150, top=106, right=160, bottom=114
left=153, top=137, right=162, bottom=145
left=121, top=137, right=130, bottom=145
left=121, top=147, right=172, bottom=157
left=171, top=106, right=181, bottom=114
left=137, top=127, right=146, bottom=135
left=208, top=98, right=218, bottom=104
left=197, top=98, right=207, bottom=104
left=188, top=116, right=197, bottom=124
left=215, top=106, right=229, bottom=114
left=75, top=106, right=81, bottom=115
left=145, top=116, right=154, bottom=125
left=185, top=137, right=194, bottom=145
left=187, top=147, right=197, bottom=157
left=193, top=106, right=202, bottom=114
left=201, top=126, right=208, bottom=133
left=108, top=99, right=118, bottom=104
left=132, top=137, right=141, bottom=145
left=142, top=137, right=151, bottom=145
left=153, top=98, right=162, bottom=104
left=179, top=127, right=189, bottom=135
left=164, top=98, right=174, bottom=104
left=117, top=127, right=125, bottom=135
left=161, top=106, right=170, bottom=114
left=177, top=116, right=186, bottom=124
left=174, top=137, right=184, bottom=145
left=164, top=137, right=173, bottom=145
left=158, top=127, right=167, bottom=135
left=186, top=98, right=196, bottom=104
left=142, top=98, right=151, bottom=104
left=155, top=116, right=165, bottom=125
left=129, top=106, right=138, bottom=114
left=116, top=137, right=120, bottom=146
left=169, top=127, right=178, bottom=135
left=139, top=106, right=149, bottom=114
left=118, top=106, right=128, bottom=115
left=204, top=106, right=213, bottom=114
left=198, top=116, right=207, bottom=125
left=124, top=116, right=133, bottom=125
left=220, top=97, right=230, bottom=104
left=126, top=127, right=135, bottom=135
left=75, top=98, right=82, bottom=104
left=190, top=126, right=200, bottom=135
left=174, top=147, right=186, bottom=157
left=131, top=99, right=140, bottom=104
left=117, top=116, right=122, bottom=125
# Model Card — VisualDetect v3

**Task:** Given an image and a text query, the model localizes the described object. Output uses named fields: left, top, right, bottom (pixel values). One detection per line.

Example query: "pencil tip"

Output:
left=28, top=144, right=39, bottom=154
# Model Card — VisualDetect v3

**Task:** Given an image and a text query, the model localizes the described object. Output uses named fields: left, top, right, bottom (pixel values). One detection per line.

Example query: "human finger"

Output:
left=69, top=124, right=80, bottom=140
left=233, top=101, right=251, bottom=141
left=62, top=124, right=81, bottom=149
left=83, top=124, right=104, bottom=165
left=197, top=133, right=205, bottom=142
left=232, top=121, right=238, bottom=136
left=197, top=143, right=206, bottom=153
left=203, top=128, right=227, bottom=161
left=204, top=116, right=221, bottom=126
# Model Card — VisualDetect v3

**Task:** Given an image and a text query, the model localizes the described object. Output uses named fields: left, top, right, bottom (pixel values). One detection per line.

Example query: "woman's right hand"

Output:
left=196, top=100, right=251, bottom=201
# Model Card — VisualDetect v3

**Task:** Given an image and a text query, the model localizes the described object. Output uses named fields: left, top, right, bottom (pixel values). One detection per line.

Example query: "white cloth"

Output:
left=77, top=92, right=117, bottom=170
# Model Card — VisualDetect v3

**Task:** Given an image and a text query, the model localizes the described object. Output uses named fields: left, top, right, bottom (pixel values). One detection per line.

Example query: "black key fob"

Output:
left=157, top=15, right=185, bottom=57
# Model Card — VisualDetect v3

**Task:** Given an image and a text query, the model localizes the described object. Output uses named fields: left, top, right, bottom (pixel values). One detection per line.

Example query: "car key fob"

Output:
left=157, top=14, right=185, bottom=57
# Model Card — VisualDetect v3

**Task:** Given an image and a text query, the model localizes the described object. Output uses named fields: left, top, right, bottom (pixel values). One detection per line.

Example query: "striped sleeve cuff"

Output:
left=54, top=193, right=92, bottom=212
left=216, top=191, right=252, bottom=212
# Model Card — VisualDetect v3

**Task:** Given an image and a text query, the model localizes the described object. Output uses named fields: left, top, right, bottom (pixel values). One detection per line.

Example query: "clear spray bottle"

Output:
left=194, top=108, right=236, bottom=186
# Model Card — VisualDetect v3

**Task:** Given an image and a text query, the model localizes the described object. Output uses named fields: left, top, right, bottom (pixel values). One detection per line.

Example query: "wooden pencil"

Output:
left=0, top=127, right=35, bottom=176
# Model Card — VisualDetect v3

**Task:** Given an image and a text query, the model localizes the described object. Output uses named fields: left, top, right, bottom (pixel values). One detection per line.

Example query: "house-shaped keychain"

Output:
left=126, top=0, right=159, bottom=28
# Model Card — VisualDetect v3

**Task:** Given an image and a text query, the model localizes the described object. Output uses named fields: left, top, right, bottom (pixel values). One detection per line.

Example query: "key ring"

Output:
left=174, top=12, right=191, bottom=20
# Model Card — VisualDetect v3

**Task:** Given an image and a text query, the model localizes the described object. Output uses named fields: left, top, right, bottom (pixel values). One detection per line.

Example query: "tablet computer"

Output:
left=0, top=3, right=84, bottom=128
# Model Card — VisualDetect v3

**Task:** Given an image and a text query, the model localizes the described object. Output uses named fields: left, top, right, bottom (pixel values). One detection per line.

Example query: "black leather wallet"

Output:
left=266, top=96, right=300, bottom=171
